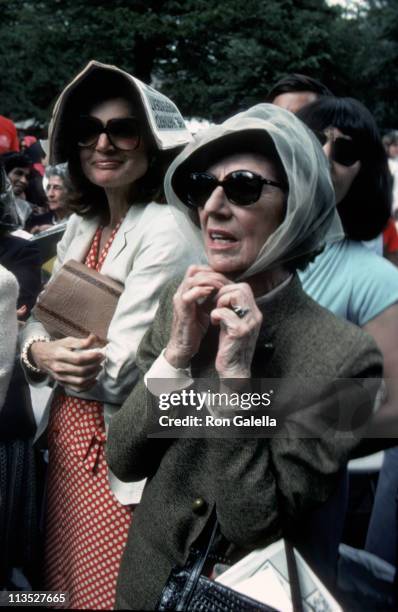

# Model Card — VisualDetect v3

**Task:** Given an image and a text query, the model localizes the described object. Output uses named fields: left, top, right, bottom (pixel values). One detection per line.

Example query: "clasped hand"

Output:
left=165, top=265, right=263, bottom=378
left=30, top=333, right=105, bottom=392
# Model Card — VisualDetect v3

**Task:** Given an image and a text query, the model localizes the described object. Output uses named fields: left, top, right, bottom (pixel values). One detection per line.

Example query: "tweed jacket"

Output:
left=21, top=203, right=204, bottom=504
left=107, top=275, right=382, bottom=610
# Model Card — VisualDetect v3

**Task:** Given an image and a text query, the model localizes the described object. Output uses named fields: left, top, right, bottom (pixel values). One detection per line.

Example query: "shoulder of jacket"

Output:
left=0, top=265, right=18, bottom=293
left=294, top=287, right=373, bottom=349
left=140, top=201, right=173, bottom=220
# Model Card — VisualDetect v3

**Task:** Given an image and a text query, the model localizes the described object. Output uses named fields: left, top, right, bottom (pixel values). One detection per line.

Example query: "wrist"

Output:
left=217, top=369, right=251, bottom=379
left=164, top=345, right=192, bottom=370
left=21, top=336, right=50, bottom=373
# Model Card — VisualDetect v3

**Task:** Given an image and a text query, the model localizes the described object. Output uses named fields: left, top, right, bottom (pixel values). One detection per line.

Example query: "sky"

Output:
left=327, top=0, right=366, bottom=7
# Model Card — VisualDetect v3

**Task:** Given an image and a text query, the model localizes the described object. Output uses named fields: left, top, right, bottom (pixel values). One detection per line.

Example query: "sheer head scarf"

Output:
left=165, top=103, right=343, bottom=279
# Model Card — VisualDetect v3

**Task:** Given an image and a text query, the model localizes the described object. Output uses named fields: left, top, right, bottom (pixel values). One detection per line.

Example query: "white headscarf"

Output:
left=165, top=103, right=343, bottom=278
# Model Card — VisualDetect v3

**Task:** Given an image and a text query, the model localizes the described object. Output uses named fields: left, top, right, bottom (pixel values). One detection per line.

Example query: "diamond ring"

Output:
left=231, top=305, right=250, bottom=319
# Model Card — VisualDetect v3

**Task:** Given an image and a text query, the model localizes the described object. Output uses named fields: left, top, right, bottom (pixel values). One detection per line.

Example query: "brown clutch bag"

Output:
left=33, top=259, right=123, bottom=343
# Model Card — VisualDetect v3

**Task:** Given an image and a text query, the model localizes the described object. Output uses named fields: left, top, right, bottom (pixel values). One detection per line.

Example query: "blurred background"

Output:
left=0, top=0, right=396, bottom=137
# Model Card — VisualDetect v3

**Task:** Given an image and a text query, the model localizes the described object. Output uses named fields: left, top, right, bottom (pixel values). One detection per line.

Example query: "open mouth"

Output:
left=208, top=230, right=238, bottom=244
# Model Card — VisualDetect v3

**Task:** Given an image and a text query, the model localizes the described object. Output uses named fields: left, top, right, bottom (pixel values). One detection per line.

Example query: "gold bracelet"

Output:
left=21, top=336, right=50, bottom=374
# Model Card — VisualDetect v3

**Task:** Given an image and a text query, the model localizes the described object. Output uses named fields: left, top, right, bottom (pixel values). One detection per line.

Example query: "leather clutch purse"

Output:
left=33, top=259, right=123, bottom=343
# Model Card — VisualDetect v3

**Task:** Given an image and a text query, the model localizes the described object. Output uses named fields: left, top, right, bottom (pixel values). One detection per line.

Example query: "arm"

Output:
left=19, top=215, right=103, bottom=389
left=76, top=213, right=207, bottom=405
left=9, top=241, right=42, bottom=315
left=107, top=265, right=230, bottom=479
left=0, top=267, right=18, bottom=410
left=362, top=304, right=398, bottom=440
left=106, top=281, right=177, bottom=481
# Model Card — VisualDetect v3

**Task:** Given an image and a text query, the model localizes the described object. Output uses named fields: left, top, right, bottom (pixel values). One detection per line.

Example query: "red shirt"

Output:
left=0, top=115, right=20, bottom=154
left=383, top=217, right=398, bottom=253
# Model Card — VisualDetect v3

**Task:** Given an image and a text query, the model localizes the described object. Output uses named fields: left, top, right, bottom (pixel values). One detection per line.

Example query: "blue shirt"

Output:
left=299, top=240, right=398, bottom=326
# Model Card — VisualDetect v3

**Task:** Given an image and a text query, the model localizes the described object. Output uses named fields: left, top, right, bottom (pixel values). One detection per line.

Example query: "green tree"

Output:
left=352, top=0, right=398, bottom=128
left=2, top=0, right=394, bottom=130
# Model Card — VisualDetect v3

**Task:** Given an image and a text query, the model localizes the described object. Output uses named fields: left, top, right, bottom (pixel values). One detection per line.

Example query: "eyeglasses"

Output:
left=315, top=131, right=360, bottom=167
left=184, top=170, right=285, bottom=208
left=76, top=116, right=141, bottom=150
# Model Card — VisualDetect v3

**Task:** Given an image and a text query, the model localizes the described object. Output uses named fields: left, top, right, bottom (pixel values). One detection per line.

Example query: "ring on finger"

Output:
left=231, top=305, right=250, bottom=319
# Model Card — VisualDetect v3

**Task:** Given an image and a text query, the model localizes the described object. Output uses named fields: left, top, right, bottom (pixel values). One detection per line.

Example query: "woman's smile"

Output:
left=79, top=97, right=148, bottom=191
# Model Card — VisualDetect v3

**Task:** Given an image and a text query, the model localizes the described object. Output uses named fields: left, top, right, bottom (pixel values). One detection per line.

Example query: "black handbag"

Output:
left=156, top=518, right=303, bottom=612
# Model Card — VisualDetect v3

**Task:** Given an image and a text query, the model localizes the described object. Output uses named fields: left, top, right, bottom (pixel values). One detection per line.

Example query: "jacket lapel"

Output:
left=103, top=205, right=143, bottom=265
left=67, top=217, right=99, bottom=263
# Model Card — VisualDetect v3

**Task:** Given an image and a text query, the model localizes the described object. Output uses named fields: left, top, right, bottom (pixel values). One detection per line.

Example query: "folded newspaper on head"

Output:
left=133, top=78, right=193, bottom=150
left=215, top=539, right=342, bottom=612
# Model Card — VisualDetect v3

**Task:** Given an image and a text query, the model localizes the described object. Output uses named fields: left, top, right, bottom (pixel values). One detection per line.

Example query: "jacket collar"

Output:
left=104, top=204, right=144, bottom=263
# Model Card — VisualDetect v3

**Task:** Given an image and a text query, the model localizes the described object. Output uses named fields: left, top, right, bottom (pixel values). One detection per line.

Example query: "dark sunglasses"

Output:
left=76, top=116, right=141, bottom=150
left=315, top=131, right=360, bottom=167
left=184, top=170, right=285, bottom=208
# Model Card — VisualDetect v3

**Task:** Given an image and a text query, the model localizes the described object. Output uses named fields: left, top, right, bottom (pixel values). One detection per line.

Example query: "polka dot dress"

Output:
left=44, top=222, right=132, bottom=610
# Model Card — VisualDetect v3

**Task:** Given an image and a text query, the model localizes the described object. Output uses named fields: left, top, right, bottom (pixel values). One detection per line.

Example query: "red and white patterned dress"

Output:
left=44, top=222, right=132, bottom=610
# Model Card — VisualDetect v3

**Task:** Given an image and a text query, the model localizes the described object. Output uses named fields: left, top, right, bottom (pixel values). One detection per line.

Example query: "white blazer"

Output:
left=22, top=202, right=205, bottom=504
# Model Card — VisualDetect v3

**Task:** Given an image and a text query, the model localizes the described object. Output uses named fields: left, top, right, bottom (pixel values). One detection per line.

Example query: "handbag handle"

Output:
left=175, top=516, right=219, bottom=611
left=284, top=540, right=303, bottom=612
left=169, top=514, right=303, bottom=612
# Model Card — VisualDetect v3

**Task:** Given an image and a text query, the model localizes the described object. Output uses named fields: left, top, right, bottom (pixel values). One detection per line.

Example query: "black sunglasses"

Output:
left=315, top=131, right=360, bottom=167
left=184, top=170, right=285, bottom=209
left=76, top=116, right=141, bottom=150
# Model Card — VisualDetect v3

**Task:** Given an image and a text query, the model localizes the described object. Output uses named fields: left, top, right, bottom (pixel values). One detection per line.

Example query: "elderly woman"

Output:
left=20, top=61, right=199, bottom=609
left=107, top=104, right=383, bottom=610
left=27, top=163, right=72, bottom=234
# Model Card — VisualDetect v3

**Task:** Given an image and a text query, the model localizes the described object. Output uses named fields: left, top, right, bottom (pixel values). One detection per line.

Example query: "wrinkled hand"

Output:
left=29, top=333, right=105, bottom=392
left=211, top=283, right=263, bottom=378
left=165, top=265, right=230, bottom=368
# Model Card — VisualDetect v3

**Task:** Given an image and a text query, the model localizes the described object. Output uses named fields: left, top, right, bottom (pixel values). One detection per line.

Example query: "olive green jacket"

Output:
left=107, top=275, right=382, bottom=610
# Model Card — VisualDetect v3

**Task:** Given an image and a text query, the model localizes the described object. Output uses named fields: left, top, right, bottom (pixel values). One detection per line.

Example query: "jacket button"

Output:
left=192, top=497, right=207, bottom=514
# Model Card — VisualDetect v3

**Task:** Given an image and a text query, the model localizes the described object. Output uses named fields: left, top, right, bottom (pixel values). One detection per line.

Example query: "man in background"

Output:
left=266, top=73, right=333, bottom=114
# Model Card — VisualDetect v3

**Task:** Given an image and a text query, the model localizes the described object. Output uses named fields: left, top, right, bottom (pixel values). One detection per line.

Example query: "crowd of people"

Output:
left=0, top=64, right=398, bottom=611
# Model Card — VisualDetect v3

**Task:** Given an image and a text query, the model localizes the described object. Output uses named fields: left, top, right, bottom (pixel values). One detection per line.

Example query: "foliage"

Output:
left=0, top=0, right=396, bottom=130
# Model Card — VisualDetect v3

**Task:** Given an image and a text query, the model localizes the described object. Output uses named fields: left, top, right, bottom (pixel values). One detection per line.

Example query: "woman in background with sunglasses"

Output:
left=107, top=103, right=382, bottom=610
left=298, top=97, right=398, bottom=575
left=20, top=61, right=198, bottom=610
left=297, top=97, right=398, bottom=443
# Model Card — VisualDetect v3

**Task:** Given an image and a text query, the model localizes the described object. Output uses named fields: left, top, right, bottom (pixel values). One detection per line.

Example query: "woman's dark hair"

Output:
left=297, top=97, right=391, bottom=241
left=53, top=70, right=176, bottom=222
left=266, top=73, right=333, bottom=102
left=0, top=152, right=32, bottom=174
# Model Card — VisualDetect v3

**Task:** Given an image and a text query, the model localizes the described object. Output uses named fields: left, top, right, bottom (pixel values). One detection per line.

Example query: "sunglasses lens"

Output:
left=108, top=118, right=140, bottom=150
left=224, top=172, right=263, bottom=205
left=77, top=117, right=140, bottom=150
left=333, top=139, right=359, bottom=167
left=77, top=117, right=102, bottom=147
left=186, top=173, right=217, bottom=208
